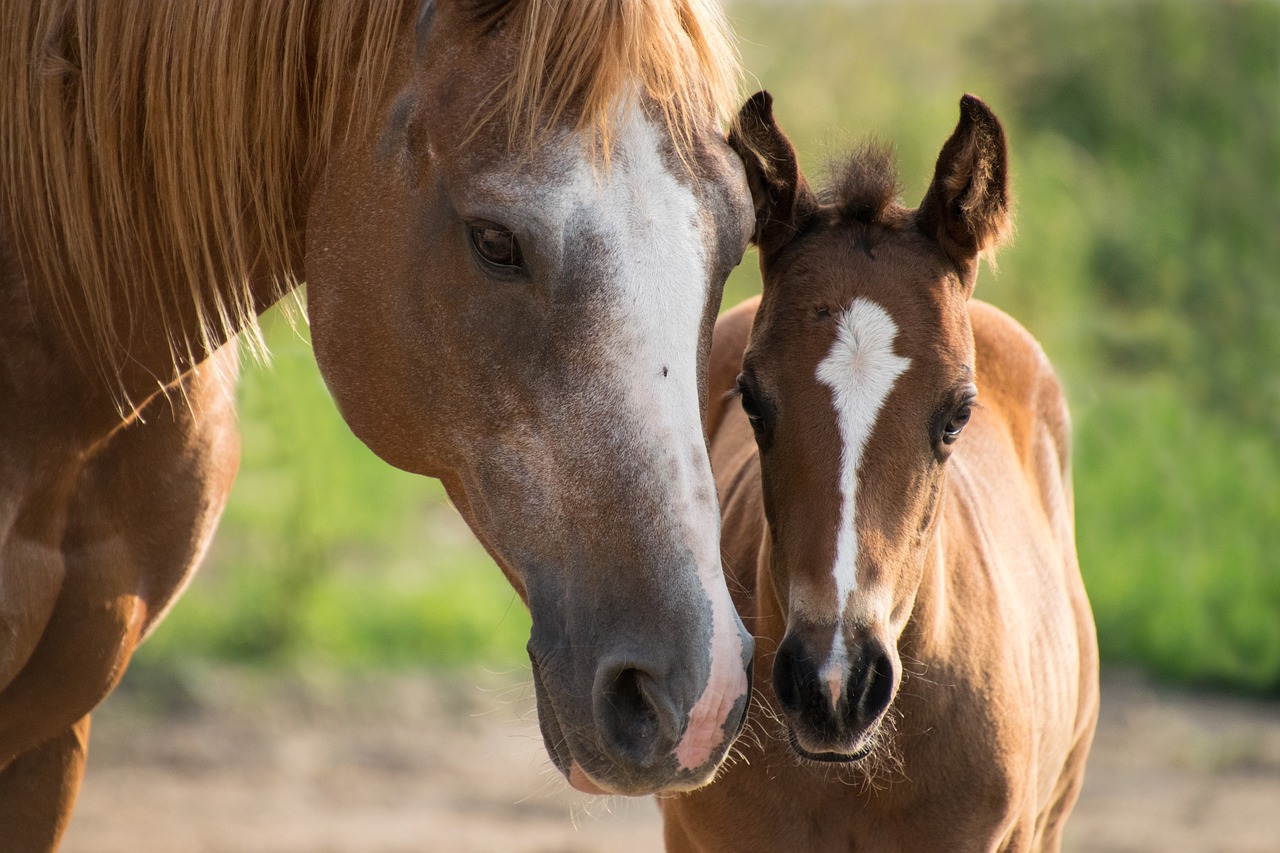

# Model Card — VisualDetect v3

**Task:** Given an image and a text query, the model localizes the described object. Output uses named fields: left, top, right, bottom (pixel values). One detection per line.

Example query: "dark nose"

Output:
left=773, top=631, right=895, bottom=738
left=593, top=660, right=683, bottom=768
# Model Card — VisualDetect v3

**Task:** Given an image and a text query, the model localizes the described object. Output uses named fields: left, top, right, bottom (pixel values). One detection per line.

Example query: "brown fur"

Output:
left=662, top=94, right=1097, bottom=851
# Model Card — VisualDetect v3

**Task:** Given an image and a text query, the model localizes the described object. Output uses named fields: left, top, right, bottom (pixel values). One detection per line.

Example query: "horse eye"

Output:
left=941, top=402, right=973, bottom=445
left=469, top=221, right=523, bottom=271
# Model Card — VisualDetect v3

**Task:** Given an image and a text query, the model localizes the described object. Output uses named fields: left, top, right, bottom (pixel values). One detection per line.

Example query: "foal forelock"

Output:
left=814, top=298, right=911, bottom=620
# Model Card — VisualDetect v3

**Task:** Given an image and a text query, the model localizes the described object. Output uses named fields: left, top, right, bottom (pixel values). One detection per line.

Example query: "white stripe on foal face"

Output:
left=815, top=298, right=912, bottom=615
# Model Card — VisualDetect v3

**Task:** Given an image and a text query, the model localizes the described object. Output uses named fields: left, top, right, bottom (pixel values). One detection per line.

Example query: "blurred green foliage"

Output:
left=137, top=312, right=532, bottom=672
left=135, top=0, right=1280, bottom=693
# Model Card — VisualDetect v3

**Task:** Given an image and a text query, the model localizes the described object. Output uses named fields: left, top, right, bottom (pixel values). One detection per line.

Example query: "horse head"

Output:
left=304, top=2, right=755, bottom=794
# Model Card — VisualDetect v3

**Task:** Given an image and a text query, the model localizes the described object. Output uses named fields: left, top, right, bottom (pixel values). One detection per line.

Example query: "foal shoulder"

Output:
left=706, top=295, right=761, bottom=441
left=969, top=300, right=1071, bottom=484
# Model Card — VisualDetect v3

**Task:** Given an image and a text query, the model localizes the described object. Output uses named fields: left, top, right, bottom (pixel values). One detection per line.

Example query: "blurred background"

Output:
left=134, top=0, right=1280, bottom=696
left=72, top=0, right=1280, bottom=849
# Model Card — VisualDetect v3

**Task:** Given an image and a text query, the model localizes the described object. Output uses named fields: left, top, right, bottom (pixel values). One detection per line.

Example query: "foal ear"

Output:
left=727, top=91, right=819, bottom=257
left=917, top=94, right=1012, bottom=286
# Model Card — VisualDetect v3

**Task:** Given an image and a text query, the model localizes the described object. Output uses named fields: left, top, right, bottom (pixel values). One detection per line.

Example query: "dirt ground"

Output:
left=60, top=666, right=1280, bottom=852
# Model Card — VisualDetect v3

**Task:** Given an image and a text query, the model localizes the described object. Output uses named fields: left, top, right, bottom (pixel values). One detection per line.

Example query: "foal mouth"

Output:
left=786, top=727, right=876, bottom=764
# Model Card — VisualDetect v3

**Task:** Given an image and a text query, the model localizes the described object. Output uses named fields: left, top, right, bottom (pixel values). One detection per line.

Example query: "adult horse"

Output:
left=0, top=1, right=757, bottom=846
left=661, top=94, right=1098, bottom=850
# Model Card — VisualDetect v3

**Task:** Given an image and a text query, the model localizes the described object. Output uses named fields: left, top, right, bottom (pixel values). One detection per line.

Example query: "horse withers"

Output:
left=1, top=2, right=755, bottom=846
left=661, top=93, right=1098, bottom=851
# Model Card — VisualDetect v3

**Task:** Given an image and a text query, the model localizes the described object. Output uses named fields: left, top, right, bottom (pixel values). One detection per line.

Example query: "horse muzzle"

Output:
left=528, top=620, right=754, bottom=796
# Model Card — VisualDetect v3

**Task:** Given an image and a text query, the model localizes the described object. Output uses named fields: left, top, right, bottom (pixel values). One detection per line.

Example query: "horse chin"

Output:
left=529, top=653, right=576, bottom=778
left=568, top=762, right=615, bottom=795
left=528, top=651, right=636, bottom=796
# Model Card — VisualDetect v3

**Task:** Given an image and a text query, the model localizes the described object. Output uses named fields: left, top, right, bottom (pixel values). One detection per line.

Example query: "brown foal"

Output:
left=661, top=93, right=1098, bottom=851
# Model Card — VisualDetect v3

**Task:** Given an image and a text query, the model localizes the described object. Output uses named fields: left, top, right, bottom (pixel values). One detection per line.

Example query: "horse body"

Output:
left=662, top=95, right=1097, bottom=852
left=0, top=246, right=239, bottom=842
left=1, top=2, right=757, bottom=845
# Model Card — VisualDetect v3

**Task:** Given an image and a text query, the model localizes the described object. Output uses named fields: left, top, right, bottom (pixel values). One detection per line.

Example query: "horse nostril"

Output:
left=595, top=664, right=671, bottom=767
left=616, top=667, right=660, bottom=738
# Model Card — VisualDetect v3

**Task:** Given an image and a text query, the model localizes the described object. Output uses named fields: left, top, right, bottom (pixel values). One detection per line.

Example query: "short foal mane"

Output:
left=824, top=143, right=903, bottom=227
left=473, top=0, right=742, bottom=164
left=1, top=2, right=408, bottom=391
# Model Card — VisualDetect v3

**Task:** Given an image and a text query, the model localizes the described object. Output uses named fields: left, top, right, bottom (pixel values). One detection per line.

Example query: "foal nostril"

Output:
left=773, top=632, right=840, bottom=730
left=772, top=633, right=808, bottom=716
left=595, top=664, right=675, bottom=767
left=851, top=647, right=895, bottom=724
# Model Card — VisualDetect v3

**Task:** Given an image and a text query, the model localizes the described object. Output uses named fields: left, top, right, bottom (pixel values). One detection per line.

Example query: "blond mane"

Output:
left=477, top=0, right=742, bottom=164
left=1, top=2, right=409, bottom=390
left=0, top=0, right=741, bottom=396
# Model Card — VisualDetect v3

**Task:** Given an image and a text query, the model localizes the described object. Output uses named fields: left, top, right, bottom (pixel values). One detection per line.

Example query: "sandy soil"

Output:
left=60, top=667, right=1280, bottom=852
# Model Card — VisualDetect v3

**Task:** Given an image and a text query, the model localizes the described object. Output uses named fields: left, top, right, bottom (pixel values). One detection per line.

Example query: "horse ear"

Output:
left=917, top=94, right=1011, bottom=288
left=727, top=91, right=818, bottom=258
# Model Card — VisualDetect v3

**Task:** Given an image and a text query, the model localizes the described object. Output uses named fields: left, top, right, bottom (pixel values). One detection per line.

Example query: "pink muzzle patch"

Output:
left=673, top=585, right=750, bottom=772
left=568, top=762, right=611, bottom=795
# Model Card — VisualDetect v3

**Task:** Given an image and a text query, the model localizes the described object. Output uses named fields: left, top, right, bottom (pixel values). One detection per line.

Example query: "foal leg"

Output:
left=0, top=716, right=90, bottom=852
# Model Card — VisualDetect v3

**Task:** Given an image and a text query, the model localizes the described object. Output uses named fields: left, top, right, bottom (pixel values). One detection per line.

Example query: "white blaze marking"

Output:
left=480, top=103, right=746, bottom=772
left=815, top=299, right=910, bottom=687
left=821, top=631, right=849, bottom=715
left=575, top=107, right=746, bottom=770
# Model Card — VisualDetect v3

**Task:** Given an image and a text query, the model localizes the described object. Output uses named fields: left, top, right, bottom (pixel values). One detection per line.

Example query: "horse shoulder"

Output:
left=0, top=346, right=240, bottom=766
left=706, top=295, right=761, bottom=440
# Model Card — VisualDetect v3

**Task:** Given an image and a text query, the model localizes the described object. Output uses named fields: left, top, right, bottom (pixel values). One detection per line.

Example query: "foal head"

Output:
left=728, top=93, right=1010, bottom=761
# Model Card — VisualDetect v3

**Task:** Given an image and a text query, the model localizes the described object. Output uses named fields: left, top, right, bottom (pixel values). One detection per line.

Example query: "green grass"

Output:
left=1073, top=380, right=1280, bottom=692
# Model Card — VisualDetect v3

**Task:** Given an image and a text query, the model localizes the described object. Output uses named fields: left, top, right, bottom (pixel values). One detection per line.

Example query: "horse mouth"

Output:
left=529, top=650, right=629, bottom=796
left=528, top=653, right=575, bottom=778
left=786, top=727, right=876, bottom=764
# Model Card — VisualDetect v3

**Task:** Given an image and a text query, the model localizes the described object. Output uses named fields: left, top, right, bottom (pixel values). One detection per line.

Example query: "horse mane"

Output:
left=0, top=0, right=739, bottom=397
left=1, top=2, right=409, bottom=391
left=473, top=0, right=742, bottom=164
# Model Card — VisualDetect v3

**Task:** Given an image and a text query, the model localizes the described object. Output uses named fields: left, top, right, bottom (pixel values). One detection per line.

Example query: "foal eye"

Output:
left=736, top=374, right=765, bottom=430
left=469, top=221, right=524, bottom=271
left=941, top=402, right=973, bottom=445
